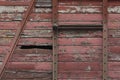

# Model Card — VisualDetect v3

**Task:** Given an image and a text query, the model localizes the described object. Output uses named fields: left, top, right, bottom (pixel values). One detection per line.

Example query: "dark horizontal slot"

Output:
left=20, top=45, right=52, bottom=50
left=57, top=24, right=103, bottom=30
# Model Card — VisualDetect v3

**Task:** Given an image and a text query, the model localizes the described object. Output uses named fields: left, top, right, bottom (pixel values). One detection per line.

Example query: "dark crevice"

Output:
left=20, top=45, right=52, bottom=50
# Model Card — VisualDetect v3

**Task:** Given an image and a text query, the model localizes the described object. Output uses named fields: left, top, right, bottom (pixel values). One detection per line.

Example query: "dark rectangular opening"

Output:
left=20, top=45, right=52, bottom=50
left=58, top=24, right=103, bottom=30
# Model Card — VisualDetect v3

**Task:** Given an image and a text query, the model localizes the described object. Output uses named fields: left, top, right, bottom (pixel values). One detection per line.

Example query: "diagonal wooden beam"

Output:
left=0, top=0, right=35, bottom=79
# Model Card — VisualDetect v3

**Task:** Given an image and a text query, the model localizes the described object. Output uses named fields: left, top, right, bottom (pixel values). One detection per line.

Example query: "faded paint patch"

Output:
left=108, top=6, right=120, bottom=13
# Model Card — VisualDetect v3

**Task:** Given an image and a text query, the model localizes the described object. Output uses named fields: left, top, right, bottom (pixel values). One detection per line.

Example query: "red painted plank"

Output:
left=109, top=38, right=120, bottom=45
left=108, top=62, right=120, bottom=71
left=109, top=71, right=120, bottom=78
left=59, top=21, right=102, bottom=26
left=58, top=71, right=102, bottom=78
left=58, top=14, right=102, bottom=22
left=108, top=46, right=120, bottom=61
left=59, top=46, right=102, bottom=54
left=11, top=49, right=52, bottom=62
left=109, top=46, right=120, bottom=54
left=0, top=22, right=52, bottom=29
left=58, top=62, right=102, bottom=71
left=108, top=14, right=120, bottom=21
left=59, top=53, right=102, bottom=62
left=109, top=30, right=120, bottom=38
left=0, top=38, right=52, bottom=46
left=108, top=22, right=120, bottom=29
left=0, top=13, right=119, bottom=22
left=59, top=30, right=102, bottom=38
left=58, top=38, right=102, bottom=46
left=0, top=30, right=52, bottom=38
left=1, top=62, right=52, bottom=71
left=0, top=13, right=102, bottom=22
left=5, top=71, right=52, bottom=79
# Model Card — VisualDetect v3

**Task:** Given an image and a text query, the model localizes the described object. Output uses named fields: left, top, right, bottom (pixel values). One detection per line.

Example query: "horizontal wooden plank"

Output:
left=59, top=30, right=102, bottom=38
left=0, top=6, right=120, bottom=14
left=108, top=22, right=120, bottom=29
left=11, top=49, right=52, bottom=62
left=0, top=38, right=52, bottom=46
left=0, top=22, right=52, bottom=29
left=109, top=71, right=120, bottom=78
left=109, top=30, right=120, bottom=38
left=58, top=46, right=102, bottom=54
left=0, top=30, right=52, bottom=38
left=0, top=47, right=52, bottom=62
left=59, top=53, right=102, bottom=62
left=109, top=38, right=120, bottom=45
left=0, top=13, right=120, bottom=22
left=2, top=62, right=52, bottom=71
left=0, top=62, right=119, bottom=71
left=109, top=46, right=120, bottom=61
left=109, top=46, right=120, bottom=54
left=58, top=62, right=102, bottom=71
left=5, top=71, right=52, bottom=79
left=58, top=71, right=102, bottom=78
left=108, top=62, right=120, bottom=71
left=58, top=38, right=102, bottom=46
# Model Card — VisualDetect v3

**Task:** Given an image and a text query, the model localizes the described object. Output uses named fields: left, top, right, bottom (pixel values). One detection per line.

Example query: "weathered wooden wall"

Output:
left=0, top=0, right=120, bottom=80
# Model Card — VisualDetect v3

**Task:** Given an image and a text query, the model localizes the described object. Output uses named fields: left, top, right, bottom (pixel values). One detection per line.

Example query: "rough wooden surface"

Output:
left=0, top=0, right=120, bottom=80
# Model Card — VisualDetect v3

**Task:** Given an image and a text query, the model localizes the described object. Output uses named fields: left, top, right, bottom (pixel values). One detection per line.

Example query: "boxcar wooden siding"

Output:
left=0, top=0, right=120, bottom=80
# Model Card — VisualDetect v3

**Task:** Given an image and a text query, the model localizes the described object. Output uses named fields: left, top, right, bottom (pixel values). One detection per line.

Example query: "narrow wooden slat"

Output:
left=0, top=38, right=52, bottom=46
left=58, top=62, right=102, bottom=71
left=109, top=30, right=120, bottom=38
left=0, top=30, right=52, bottom=38
left=58, top=71, right=102, bottom=78
left=58, top=38, right=102, bottom=46
left=59, top=53, right=102, bottom=62
left=0, top=22, right=52, bottom=29
left=59, top=30, right=102, bottom=38
left=59, top=46, right=102, bottom=54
